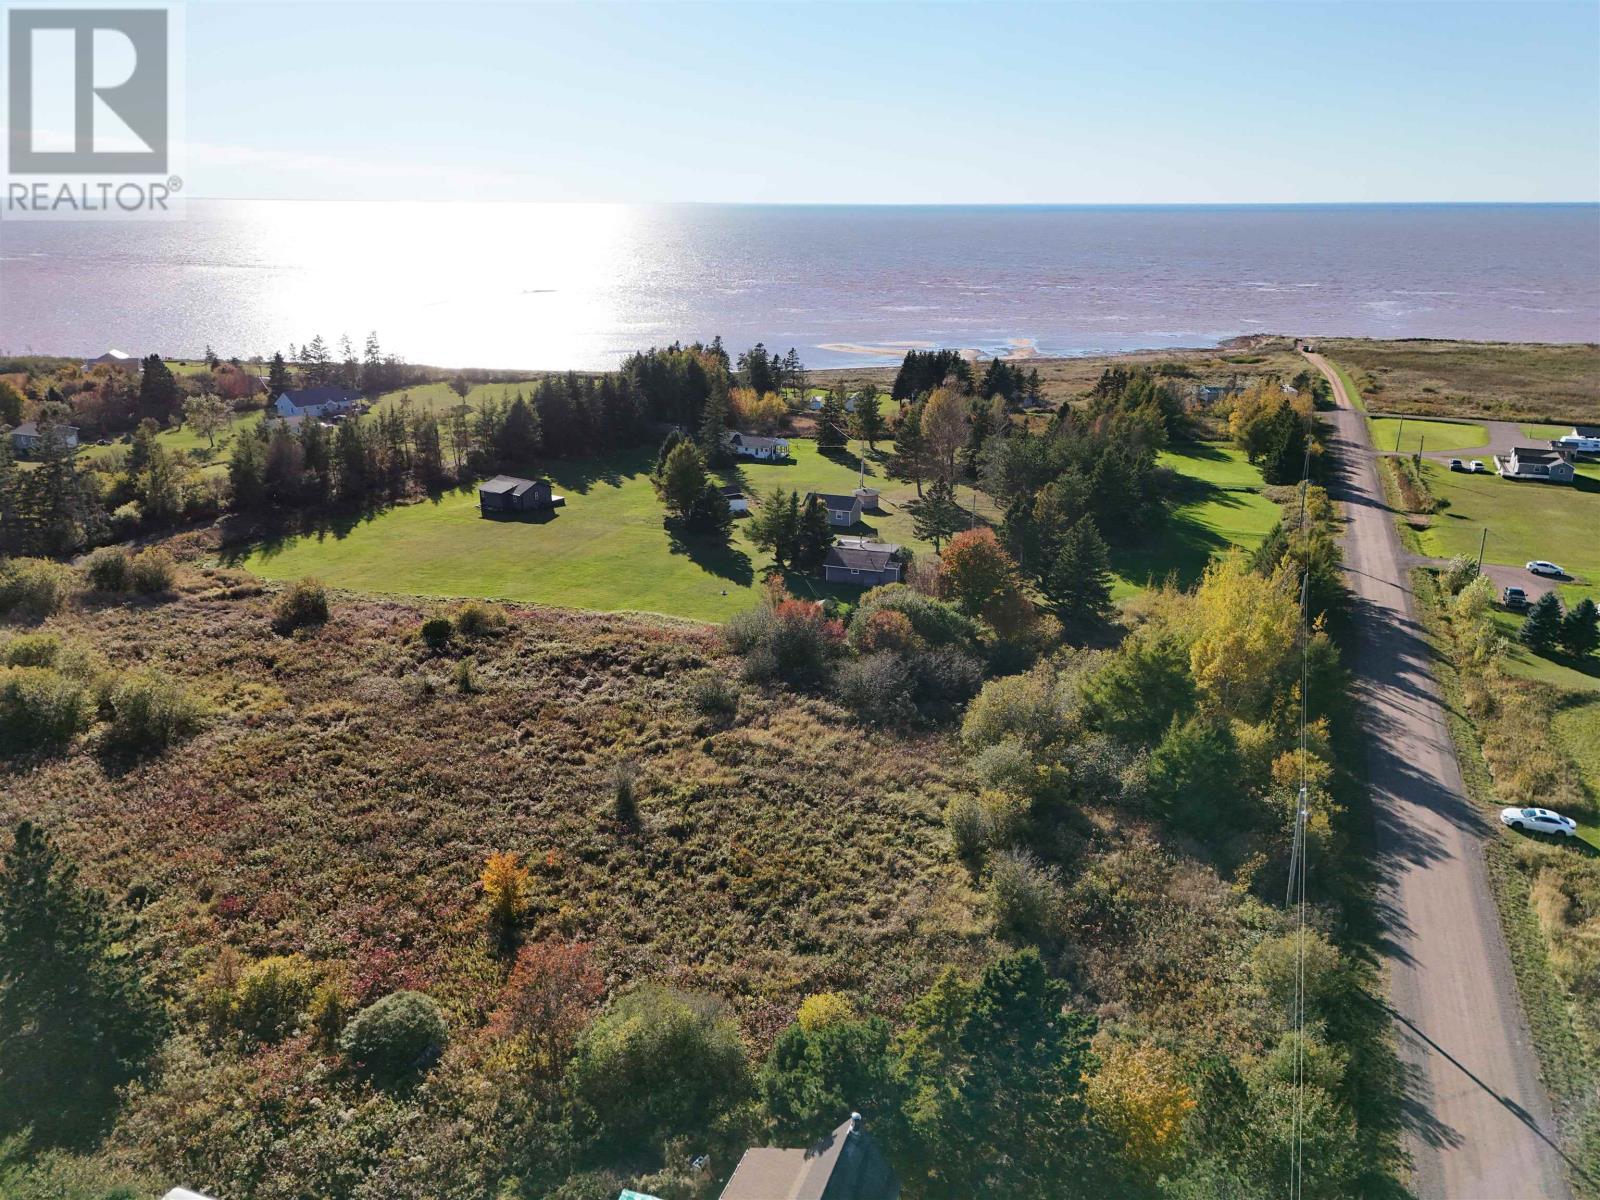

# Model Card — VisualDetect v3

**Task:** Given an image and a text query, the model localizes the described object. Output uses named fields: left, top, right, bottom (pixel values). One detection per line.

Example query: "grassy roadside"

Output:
left=1330, top=359, right=1370, bottom=413
left=1411, top=570, right=1600, bottom=1193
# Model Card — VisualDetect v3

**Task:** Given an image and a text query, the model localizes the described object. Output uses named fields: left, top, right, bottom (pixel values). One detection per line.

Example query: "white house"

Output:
left=722, top=486, right=749, bottom=515
left=724, top=431, right=789, bottom=461
left=9, top=420, right=79, bottom=454
left=275, top=386, right=360, bottom=419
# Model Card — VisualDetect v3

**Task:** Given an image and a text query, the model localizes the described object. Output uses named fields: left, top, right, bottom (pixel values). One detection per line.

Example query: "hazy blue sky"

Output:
left=185, top=0, right=1600, bottom=203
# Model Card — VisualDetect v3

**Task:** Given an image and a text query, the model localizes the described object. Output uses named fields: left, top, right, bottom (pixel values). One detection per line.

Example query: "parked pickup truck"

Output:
left=1502, top=586, right=1529, bottom=610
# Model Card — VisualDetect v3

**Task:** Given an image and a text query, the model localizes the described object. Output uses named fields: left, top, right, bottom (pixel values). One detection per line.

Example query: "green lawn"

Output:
left=1367, top=416, right=1488, bottom=454
left=364, top=380, right=543, bottom=429
left=77, top=411, right=267, bottom=467
left=1416, top=461, right=1599, bottom=604
left=1522, top=422, right=1575, bottom=441
left=1109, top=443, right=1280, bottom=600
left=1553, top=697, right=1600, bottom=846
left=1419, top=459, right=1600, bottom=692
left=237, top=439, right=967, bottom=622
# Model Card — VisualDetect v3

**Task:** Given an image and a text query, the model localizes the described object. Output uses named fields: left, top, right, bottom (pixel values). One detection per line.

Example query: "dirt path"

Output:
left=1305, top=352, right=1572, bottom=1199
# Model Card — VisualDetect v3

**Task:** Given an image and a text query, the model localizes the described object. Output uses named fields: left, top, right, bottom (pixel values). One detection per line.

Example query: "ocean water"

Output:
left=1, top=202, right=1595, bottom=369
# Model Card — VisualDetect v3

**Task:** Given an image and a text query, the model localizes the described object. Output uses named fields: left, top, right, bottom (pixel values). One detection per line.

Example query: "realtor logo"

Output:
left=8, top=7, right=168, bottom=173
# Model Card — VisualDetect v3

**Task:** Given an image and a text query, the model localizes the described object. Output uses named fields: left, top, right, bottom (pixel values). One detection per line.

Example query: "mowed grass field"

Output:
left=238, top=437, right=1273, bottom=620
left=239, top=439, right=966, bottom=621
left=1418, top=459, right=1600, bottom=692
left=1367, top=416, right=1488, bottom=454
left=1109, top=443, right=1280, bottom=600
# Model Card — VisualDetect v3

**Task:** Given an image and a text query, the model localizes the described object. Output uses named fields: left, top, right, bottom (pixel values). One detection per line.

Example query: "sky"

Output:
left=179, top=0, right=1600, bottom=203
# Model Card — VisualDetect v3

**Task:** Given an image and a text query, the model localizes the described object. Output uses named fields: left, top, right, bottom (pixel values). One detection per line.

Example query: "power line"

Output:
left=1285, top=437, right=1315, bottom=1200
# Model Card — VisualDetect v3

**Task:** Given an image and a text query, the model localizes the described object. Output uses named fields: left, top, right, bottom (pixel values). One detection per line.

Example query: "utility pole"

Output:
left=1477, top=527, right=1488, bottom=574
left=1394, top=416, right=1405, bottom=453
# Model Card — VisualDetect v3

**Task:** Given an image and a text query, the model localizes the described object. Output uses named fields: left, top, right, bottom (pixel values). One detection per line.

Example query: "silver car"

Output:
left=1526, top=560, right=1564, bottom=577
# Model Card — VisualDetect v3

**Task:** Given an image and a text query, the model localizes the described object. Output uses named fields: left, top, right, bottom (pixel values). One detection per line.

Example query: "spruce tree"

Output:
left=0, top=821, right=165, bottom=1144
left=794, top=493, right=836, bottom=572
left=748, top=487, right=800, bottom=567
left=136, top=356, right=181, bottom=425
left=911, top=477, right=965, bottom=552
left=656, top=441, right=708, bottom=522
left=816, top=389, right=849, bottom=452
left=498, top=395, right=541, bottom=465
left=890, top=399, right=927, bottom=496
left=1558, top=597, right=1599, bottom=658
left=1519, top=592, right=1563, bottom=654
left=267, top=351, right=292, bottom=397
left=699, top=378, right=731, bottom=465
left=1043, top=517, right=1113, bottom=628
left=850, top=386, right=887, bottom=449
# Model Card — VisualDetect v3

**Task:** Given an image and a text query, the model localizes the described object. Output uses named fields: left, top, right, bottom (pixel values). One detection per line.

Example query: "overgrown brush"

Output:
left=0, top=558, right=74, bottom=620
left=272, top=577, right=328, bottom=633
left=103, top=670, right=207, bottom=754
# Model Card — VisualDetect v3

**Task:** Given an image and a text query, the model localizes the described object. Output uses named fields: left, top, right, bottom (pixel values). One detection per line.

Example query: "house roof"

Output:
left=479, top=474, right=549, bottom=497
left=278, top=386, right=360, bottom=409
left=1572, top=424, right=1600, bottom=438
left=721, top=486, right=746, bottom=498
left=720, top=1116, right=897, bottom=1200
left=10, top=421, right=78, bottom=438
left=807, top=492, right=859, bottom=511
left=728, top=432, right=786, bottom=449
left=825, top=544, right=895, bottom=572
left=1512, top=446, right=1563, bottom=464
left=86, top=349, right=132, bottom=362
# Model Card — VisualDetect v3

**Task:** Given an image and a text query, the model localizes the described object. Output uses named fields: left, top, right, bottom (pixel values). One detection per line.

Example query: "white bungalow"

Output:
left=274, top=386, right=360, bottom=420
left=724, top=431, right=789, bottom=461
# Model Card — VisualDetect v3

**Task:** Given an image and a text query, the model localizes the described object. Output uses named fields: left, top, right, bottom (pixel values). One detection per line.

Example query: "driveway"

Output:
left=1371, top=415, right=1526, bottom=465
left=1304, top=351, right=1572, bottom=1200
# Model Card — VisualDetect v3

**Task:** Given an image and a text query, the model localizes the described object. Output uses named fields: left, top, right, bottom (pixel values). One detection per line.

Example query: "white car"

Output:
left=1500, top=807, right=1578, bottom=837
left=1468, top=460, right=1486, bottom=473
left=1526, top=560, right=1565, bottom=577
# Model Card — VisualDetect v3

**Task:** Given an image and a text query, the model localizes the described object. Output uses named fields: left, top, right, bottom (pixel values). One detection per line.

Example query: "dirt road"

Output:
left=1305, top=352, right=1572, bottom=1199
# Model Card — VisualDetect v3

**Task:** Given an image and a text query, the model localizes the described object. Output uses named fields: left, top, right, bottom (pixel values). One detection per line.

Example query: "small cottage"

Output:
left=725, top=432, right=789, bottom=461
left=1498, top=445, right=1575, bottom=484
left=275, top=387, right=360, bottom=420
left=478, top=475, right=564, bottom=514
left=807, top=491, right=862, bottom=527
left=823, top=539, right=903, bottom=586
left=9, top=420, right=79, bottom=454
left=722, top=486, right=749, bottom=515
left=720, top=1113, right=899, bottom=1200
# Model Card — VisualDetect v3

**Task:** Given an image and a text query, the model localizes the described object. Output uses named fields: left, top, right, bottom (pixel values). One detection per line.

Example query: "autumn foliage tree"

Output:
left=1086, top=1040, right=1196, bottom=1179
left=1189, top=553, right=1301, bottom=719
left=490, top=940, right=605, bottom=1076
left=939, top=527, right=1033, bottom=638
left=481, top=851, right=530, bottom=950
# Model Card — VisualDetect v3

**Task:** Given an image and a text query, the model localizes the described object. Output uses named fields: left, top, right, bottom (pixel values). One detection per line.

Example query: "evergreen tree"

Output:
left=685, top=480, right=734, bottom=537
left=360, top=332, right=383, bottom=394
left=229, top=425, right=267, bottom=510
left=737, top=343, right=776, bottom=394
left=699, top=375, right=731, bottom=465
left=1520, top=592, right=1563, bottom=654
left=1559, top=597, right=1600, bottom=658
left=794, top=493, right=836, bottom=572
left=748, top=487, right=802, bottom=567
left=301, top=335, right=332, bottom=386
left=136, top=356, right=181, bottom=425
left=497, top=394, right=541, bottom=465
left=0, top=379, right=23, bottom=426
left=656, top=441, right=709, bottom=522
left=1042, top=517, right=1112, bottom=628
left=890, top=400, right=928, bottom=497
left=25, top=408, right=99, bottom=554
left=267, top=351, right=292, bottom=398
left=850, top=385, right=887, bottom=449
left=911, top=477, right=965, bottom=552
left=653, top=429, right=685, bottom=476
left=1259, top=400, right=1309, bottom=485
left=334, top=418, right=369, bottom=500
left=816, top=388, right=849, bottom=452
left=0, top=821, right=165, bottom=1144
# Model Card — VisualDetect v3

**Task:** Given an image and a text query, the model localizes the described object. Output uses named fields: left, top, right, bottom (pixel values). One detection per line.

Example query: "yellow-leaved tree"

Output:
left=1189, top=553, right=1301, bottom=719
left=481, top=851, right=531, bottom=949
left=1086, top=1040, right=1196, bottom=1177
